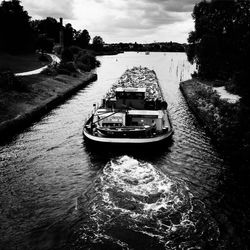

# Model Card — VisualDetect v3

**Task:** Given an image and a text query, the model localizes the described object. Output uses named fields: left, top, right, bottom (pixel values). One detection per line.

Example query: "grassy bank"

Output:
left=180, top=79, right=250, bottom=166
left=0, top=72, right=97, bottom=141
left=0, top=52, right=51, bottom=73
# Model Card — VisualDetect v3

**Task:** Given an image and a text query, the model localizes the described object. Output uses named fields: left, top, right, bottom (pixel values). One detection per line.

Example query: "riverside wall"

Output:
left=180, top=79, right=216, bottom=134
left=179, top=79, right=246, bottom=163
left=0, top=73, right=97, bottom=141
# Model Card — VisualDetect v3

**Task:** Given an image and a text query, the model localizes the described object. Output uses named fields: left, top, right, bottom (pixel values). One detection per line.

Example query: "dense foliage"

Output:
left=187, top=0, right=250, bottom=98
left=0, top=0, right=34, bottom=52
left=0, top=0, right=101, bottom=54
left=0, top=0, right=185, bottom=56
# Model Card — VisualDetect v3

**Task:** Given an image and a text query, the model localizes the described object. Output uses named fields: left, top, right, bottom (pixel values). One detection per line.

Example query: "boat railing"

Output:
left=84, top=101, right=106, bottom=125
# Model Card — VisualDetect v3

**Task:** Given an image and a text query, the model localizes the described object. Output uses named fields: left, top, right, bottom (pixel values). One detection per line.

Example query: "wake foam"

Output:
left=72, top=156, right=219, bottom=249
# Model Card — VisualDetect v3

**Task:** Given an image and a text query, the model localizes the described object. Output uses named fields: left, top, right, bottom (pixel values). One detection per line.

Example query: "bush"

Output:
left=61, top=48, right=74, bottom=62
left=57, top=61, right=77, bottom=75
left=41, top=65, right=57, bottom=76
left=60, top=62, right=77, bottom=72
left=69, top=45, right=82, bottom=55
left=75, top=51, right=100, bottom=71
left=38, top=54, right=50, bottom=62
left=76, top=62, right=91, bottom=72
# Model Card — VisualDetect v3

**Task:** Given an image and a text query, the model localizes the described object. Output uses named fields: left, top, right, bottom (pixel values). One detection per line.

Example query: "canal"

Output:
left=0, top=52, right=249, bottom=249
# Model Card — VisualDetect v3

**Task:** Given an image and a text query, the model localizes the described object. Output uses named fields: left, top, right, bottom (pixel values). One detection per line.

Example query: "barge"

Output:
left=83, top=67, right=173, bottom=145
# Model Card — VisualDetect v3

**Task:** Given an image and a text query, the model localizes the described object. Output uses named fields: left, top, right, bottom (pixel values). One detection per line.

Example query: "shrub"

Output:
left=56, top=61, right=77, bottom=75
left=61, top=48, right=74, bottom=62
left=75, top=52, right=99, bottom=71
left=38, top=54, right=50, bottom=62
left=41, top=65, right=57, bottom=76
left=76, top=62, right=91, bottom=72
left=69, top=45, right=82, bottom=55
left=58, top=62, right=77, bottom=72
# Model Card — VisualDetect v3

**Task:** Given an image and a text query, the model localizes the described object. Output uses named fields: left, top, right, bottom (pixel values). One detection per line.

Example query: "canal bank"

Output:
left=180, top=78, right=250, bottom=166
left=0, top=72, right=97, bottom=141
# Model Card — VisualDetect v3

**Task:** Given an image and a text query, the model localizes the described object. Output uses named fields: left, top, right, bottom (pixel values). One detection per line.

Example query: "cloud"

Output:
left=21, top=0, right=197, bottom=42
left=85, top=0, right=196, bottom=30
left=81, top=0, right=190, bottom=32
left=142, top=0, right=198, bottom=12
left=21, top=0, right=75, bottom=19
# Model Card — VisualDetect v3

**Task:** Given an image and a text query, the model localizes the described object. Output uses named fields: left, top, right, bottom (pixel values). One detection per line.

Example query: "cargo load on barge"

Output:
left=83, top=67, right=173, bottom=145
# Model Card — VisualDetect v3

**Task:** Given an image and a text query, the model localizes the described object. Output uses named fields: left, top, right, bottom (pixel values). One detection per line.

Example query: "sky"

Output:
left=21, top=0, right=200, bottom=44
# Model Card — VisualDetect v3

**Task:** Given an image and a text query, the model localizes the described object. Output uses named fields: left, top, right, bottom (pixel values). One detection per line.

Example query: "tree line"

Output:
left=0, top=0, right=104, bottom=54
left=187, top=0, right=250, bottom=99
left=0, top=0, right=186, bottom=55
left=105, top=42, right=185, bottom=53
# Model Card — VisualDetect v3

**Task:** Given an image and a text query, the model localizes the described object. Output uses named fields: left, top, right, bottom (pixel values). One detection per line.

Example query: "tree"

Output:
left=31, top=17, right=60, bottom=43
left=0, top=0, right=34, bottom=53
left=92, top=36, right=104, bottom=51
left=36, top=34, right=54, bottom=53
left=74, top=29, right=90, bottom=48
left=64, top=23, right=75, bottom=47
left=187, top=0, right=250, bottom=82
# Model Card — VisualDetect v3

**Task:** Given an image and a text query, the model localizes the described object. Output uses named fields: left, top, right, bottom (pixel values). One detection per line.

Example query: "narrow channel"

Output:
left=0, top=52, right=248, bottom=249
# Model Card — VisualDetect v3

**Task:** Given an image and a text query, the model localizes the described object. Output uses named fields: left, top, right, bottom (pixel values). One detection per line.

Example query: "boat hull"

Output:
left=83, top=126, right=173, bottom=146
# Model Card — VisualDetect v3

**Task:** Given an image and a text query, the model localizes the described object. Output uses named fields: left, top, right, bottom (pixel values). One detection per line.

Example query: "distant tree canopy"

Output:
left=74, top=29, right=91, bottom=49
left=0, top=0, right=34, bottom=53
left=92, top=36, right=104, bottom=51
left=106, top=42, right=185, bottom=53
left=0, top=0, right=99, bottom=54
left=187, top=0, right=250, bottom=88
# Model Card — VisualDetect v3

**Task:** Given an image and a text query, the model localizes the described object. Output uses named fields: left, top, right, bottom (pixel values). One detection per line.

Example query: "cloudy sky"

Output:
left=21, top=0, right=200, bottom=43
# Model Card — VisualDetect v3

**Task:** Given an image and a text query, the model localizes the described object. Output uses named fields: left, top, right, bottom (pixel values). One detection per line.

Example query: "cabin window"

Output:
left=102, top=123, right=122, bottom=127
left=116, top=92, right=145, bottom=100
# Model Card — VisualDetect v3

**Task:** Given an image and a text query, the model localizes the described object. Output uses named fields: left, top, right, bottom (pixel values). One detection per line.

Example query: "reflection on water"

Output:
left=71, top=156, right=219, bottom=250
left=0, top=52, right=249, bottom=249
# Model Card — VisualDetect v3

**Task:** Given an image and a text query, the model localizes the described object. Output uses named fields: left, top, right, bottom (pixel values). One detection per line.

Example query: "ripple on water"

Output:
left=70, top=156, right=219, bottom=249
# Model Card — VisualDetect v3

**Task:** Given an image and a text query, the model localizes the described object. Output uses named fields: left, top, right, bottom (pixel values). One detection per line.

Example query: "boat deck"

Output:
left=85, top=111, right=171, bottom=139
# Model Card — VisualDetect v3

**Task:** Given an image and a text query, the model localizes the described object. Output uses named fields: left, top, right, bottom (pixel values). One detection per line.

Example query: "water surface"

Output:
left=0, top=52, right=249, bottom=249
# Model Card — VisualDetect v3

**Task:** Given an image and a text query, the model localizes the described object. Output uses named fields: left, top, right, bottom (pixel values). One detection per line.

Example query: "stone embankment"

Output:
left=180, top=78, right=242, bottom=157
left=0, top=72, right=97, bottom=141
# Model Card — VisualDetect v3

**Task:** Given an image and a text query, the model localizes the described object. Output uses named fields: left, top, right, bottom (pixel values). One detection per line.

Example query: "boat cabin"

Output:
left=115, top=87, right=146, bottom=109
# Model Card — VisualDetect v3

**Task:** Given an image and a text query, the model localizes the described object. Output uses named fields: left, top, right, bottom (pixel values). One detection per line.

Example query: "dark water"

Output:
left=0, top=52, right=249, bottom=249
